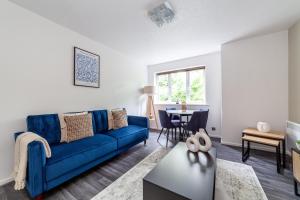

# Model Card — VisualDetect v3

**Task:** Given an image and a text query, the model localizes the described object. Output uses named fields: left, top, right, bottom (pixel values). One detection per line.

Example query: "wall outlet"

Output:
left=212, top=127, right=216, bottom=131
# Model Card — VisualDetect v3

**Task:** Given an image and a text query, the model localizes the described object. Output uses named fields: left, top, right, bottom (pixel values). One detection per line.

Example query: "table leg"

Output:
left=295, top=179, right=300, bottom=196
left=276, top=145, right=281, bottom=173
left=179, top=115, right=182, bottom=141
left=242, top=139, right=250, bottom=162
left=242, top=139, right=244, bottom=159
left=282, top=139, right=286, bottom=168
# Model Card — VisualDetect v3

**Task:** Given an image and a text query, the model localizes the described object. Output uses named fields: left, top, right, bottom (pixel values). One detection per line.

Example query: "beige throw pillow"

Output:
left=63, top=113, right=93, bottom=143
left=112, top=109, right=128, bottom=129
left=107, top=110, right=114, bottom=130
left=59, top=112, right=88, bottom=143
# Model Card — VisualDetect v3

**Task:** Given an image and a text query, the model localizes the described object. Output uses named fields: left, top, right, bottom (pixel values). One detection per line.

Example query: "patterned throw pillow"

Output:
left=59, top=112, right=88, bottom=143
left=112, top=109, right=128, bottom=129
left=63, top=113, right=94, bottom=143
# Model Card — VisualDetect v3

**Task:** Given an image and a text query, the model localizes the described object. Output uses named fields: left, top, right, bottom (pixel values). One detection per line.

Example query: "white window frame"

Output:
left=155, top=66, right=206, bottom=105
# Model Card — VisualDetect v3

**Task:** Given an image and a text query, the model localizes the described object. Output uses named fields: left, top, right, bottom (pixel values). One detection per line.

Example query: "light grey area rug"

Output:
left=92, top=148, right=268, bottom=200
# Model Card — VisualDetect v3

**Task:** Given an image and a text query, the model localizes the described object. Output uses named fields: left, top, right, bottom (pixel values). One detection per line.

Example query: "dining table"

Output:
left=166, top=109, right=195, bottom=139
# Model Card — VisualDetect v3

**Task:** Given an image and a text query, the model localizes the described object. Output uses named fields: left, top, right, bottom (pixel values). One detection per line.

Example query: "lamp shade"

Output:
left=144, top=85, right=156, bottom=95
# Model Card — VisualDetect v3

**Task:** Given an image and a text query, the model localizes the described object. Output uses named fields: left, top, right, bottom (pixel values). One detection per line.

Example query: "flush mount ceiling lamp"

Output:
left=148, top=1, right=175, bottom=27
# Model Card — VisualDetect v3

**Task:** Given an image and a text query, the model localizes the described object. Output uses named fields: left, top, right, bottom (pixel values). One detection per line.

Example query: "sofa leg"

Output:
left=35, top=194, right=43, bottom=200
left=144, top=140, right=147, bottom=145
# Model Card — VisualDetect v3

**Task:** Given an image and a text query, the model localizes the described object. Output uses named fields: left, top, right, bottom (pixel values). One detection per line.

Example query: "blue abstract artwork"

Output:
left=74, top=47, right=100, bottom=88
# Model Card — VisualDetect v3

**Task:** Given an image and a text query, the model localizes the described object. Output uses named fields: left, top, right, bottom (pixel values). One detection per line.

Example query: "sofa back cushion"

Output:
left=27, top=114, right=61, bottom=145
left=91, top=110, right=108, bottom=133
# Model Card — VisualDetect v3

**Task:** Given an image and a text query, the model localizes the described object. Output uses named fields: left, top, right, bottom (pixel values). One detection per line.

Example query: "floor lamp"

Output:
left=144, top=86, right=158, bottom=129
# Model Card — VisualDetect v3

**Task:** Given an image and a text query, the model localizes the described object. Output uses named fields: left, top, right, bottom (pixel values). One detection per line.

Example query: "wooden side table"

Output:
left=242, top=128, right=286, bottom=168
left=242, top=135, right=281, bottom=173
left=292, top=148, right=300, bottom=196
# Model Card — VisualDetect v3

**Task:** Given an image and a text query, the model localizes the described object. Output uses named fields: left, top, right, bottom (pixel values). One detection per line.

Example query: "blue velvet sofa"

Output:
left=14, top=110, right=149, bottom=198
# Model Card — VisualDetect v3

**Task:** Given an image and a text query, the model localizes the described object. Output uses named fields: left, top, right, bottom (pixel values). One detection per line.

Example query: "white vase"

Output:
left=194, top=129, right=212, bottom=152
left=257, top=122, right=271, bottom=133
left=186, top=129, right=212, bottom=152
left=186, top=136, right=200, bottom=152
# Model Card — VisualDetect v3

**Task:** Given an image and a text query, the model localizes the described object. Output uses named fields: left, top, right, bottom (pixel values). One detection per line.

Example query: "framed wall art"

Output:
left=74, top=47, right=100, bottom=88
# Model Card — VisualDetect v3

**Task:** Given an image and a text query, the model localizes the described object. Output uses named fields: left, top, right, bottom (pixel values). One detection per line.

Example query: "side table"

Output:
left=242, top=128, right=286, bottom=168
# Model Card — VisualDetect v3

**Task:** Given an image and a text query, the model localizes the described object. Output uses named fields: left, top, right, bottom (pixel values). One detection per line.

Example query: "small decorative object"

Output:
left=257, top=121, right=271, bottom=133
left=296, top=140, right=300, bottom=151
left=181, top=101, right=187, bottom=112
left=186, top=136, right=200, bottom=152
left=186, top=129, right=212, bottom=152
left=74, top=47, right=100, bottom=88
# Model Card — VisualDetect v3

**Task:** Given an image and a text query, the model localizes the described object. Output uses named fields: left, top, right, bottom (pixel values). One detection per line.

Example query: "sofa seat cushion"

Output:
left=46, top=134, right=117, bottom=181
left=106, top=125, right=148, bottom=148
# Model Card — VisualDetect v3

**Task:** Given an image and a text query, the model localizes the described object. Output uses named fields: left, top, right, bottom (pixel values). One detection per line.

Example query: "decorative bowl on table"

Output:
left=257, top=121, right=271, bottom=133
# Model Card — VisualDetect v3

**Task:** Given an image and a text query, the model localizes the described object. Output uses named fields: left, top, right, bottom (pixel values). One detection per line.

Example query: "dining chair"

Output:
left=158, top=110, right=181, bottom=147
left=199, top=108, right=209, bottom=112
left=166, top=107, right=180, bottom=120
left=182, top=110, right=209, bottom=137
left=165, top=107, right=182, bottom=138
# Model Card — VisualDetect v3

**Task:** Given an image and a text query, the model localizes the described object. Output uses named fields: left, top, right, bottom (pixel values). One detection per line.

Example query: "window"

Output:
left=156, top=67, right=206, bottom=104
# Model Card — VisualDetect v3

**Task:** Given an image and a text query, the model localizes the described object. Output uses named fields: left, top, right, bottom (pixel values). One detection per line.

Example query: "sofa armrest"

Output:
left=26, top=141, right=46, bottom=198
left=14, top=132, right=46, bottom=197
left=14, top=132, right=24, bottom=141
left=128, top=115, right=149, bottom=128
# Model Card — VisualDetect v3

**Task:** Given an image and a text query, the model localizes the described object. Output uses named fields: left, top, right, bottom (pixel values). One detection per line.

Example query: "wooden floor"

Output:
left=0, top=131, right=299, bottom=200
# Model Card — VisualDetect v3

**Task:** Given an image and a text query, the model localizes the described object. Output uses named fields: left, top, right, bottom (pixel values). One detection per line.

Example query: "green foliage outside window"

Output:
left=157, top=69, right=205, bottom=104
left=171, top=72, right=186, bottom=102
left=158, top=74, right=169, bottom=102
left=190, top=70, right=205, bottom=103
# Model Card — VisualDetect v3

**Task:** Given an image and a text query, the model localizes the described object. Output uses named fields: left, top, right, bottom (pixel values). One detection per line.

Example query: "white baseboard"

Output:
left=0, top=176, right=13, bottom=186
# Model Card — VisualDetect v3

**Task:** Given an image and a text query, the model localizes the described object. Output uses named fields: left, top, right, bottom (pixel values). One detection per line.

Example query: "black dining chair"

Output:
left=199, top=108, right=209, bottom=112
left=182, top=110, right=209, bottom=137
left=158, top=110, right=181, bottom=147
left=166, top=107, right=180, bottom=121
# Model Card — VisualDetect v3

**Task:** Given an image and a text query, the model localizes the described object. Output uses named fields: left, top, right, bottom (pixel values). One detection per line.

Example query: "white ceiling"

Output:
left=10, top=0, right=300, bottom=65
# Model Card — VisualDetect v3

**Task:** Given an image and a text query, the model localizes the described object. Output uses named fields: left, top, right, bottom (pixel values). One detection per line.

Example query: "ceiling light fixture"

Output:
left=148, top=1, right=175, bottom=27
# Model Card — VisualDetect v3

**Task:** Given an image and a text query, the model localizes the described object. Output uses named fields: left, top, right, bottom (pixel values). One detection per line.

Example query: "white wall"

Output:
left=287, top=20, right=300, bottom=151
left=289, top=20, right=300, bottom=123
left=147, top=52, right=222, bottom=137
left=221, top=31, right=288, bottom=146
left=0, top=1, right=147, bottom=184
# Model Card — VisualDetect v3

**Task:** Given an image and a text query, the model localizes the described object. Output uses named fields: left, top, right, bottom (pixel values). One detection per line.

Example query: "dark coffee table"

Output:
left=143, top=142, right=217, bottom=200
